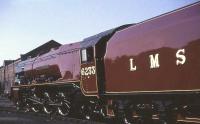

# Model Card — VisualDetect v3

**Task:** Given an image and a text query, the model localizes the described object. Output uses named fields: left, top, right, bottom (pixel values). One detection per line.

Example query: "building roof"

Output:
left=3, top=60, right=14, bottom=66
left=21, top=40, right=61, bottom=61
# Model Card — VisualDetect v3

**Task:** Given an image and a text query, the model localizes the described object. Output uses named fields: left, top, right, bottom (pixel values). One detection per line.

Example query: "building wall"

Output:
left=4, top=63, right=14, bottom=94
left=0, top=67, right=4, bottom=93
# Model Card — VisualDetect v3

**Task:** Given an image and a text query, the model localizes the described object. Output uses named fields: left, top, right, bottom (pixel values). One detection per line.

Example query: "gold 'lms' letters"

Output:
left=129, top=49, right=186, bottom=71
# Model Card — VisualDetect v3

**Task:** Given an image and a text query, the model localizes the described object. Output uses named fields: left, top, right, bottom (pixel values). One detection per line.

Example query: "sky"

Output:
left=0, top=0, right=198, bottom=65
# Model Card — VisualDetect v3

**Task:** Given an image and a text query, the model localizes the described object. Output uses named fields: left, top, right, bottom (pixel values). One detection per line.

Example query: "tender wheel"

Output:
left=124, top=110, right=136, bottom=124
left=58, top=100, right=71, bottom=116
left=159, top=110, right=178, bottom=124
left=80, top=104, right=93, bottom=120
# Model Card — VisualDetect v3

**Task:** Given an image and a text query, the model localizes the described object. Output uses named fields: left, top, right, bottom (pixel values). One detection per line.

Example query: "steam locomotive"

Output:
left=8, top=2, right=200, bottom=124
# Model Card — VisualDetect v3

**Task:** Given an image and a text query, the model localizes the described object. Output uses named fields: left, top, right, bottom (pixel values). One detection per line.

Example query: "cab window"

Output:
left=81, top=47, right=94, bottom=63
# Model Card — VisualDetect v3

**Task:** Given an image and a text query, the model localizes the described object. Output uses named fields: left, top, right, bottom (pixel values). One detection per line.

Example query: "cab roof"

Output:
left=81, top=24, right=132, bottom=48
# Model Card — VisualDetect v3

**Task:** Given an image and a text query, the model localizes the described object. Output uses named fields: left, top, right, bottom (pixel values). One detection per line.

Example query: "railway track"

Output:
left=0, top=96, right=105, bottom=124
left=1, top=96, right=200, bottom=124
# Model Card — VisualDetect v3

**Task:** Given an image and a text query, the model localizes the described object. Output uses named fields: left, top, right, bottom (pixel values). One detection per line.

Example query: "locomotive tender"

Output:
left=8, top=2, right=200, bottom=123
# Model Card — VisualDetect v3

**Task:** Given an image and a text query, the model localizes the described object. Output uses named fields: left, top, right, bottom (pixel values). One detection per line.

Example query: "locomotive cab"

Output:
left=80, top=47, right=98, bottom=96
left=80, top=25, right=131, bottom=96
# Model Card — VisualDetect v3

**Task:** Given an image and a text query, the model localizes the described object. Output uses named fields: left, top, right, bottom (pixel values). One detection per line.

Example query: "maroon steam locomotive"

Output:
left=10, top=2, right=200, bottom=124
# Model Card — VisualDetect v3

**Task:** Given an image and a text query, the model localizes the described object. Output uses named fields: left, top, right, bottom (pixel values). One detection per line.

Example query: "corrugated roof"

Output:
left=3, top=60, right=14, bottom=66
left=21, top=40, right=61, bottom=61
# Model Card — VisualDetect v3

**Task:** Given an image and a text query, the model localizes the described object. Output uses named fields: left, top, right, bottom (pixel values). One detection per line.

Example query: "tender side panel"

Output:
left=104, top=3, right=200, bottom=93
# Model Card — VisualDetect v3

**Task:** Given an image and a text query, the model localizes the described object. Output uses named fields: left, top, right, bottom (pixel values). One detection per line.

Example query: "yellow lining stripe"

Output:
left=106, top=89, right=200, bottom=94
